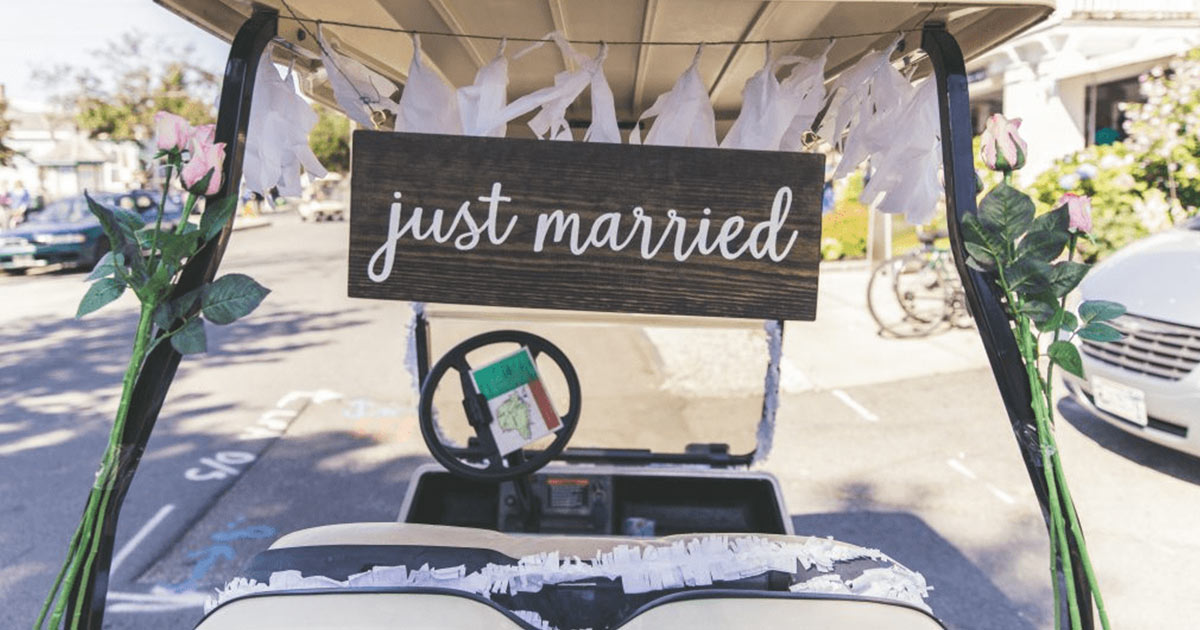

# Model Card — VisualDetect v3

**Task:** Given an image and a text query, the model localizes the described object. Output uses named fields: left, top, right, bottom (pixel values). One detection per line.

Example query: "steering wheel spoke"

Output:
left=418, top=330, right=581, bottom=482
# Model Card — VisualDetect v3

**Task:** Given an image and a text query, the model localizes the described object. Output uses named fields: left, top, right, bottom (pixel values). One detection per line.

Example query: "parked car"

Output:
left=1062, top=216, right=1200, bottom=458
left=298, top=175, right=348, bottom=222
left=0, top=191, right=183, bottom=273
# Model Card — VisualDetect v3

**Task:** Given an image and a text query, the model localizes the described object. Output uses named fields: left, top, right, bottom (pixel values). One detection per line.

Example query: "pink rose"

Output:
left=979, top=113, right=1028, bottom=172
left=1059, top=193, right=1092, bottom=233
left=190, top=124, right=216, bottom=147
left=180, top=138, right=226, bottom=196
left=154, top=111, right=191, bottom=152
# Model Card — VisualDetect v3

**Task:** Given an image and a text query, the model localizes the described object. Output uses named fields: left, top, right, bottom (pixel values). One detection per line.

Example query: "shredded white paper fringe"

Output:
left=754, top=319, right=783, bottom=462
left=205, top=534, right=930, bottom=617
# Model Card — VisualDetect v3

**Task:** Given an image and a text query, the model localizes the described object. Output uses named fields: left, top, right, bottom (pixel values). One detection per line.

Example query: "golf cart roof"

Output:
left=157, top=0, right=1053, bottom=125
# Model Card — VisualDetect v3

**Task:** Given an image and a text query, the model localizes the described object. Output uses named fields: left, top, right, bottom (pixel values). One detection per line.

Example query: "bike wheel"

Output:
left=867, top=254, right=948, bottom=337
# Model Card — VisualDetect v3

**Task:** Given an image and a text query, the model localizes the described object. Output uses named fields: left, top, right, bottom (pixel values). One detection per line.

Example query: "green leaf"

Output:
left=965, top=257, right=990, bottom=273
left=964, top=242, right=996, bottom=268
left=1021, top=299, right=1057, bottom=327
left=76, top=277, right=125, bottom=318
left=1048, top=340, right=1084, bottom=378
left=152, top=301, right=176, bottom=329
left=200, top=195, right=238, bottom=241
left=1017, top=229, right=1069, bottom=264
left=1030, top=205, right=1069, bottom=234
left=201, top=274, right=270, bottom=325
left=1047, top=261, right=1090, bottom=298
left=1078, top=321, right=1124, bottom=342
left=114, top=207, right=146, bottom=232
left=86, top=252, right=117, bottom=281
left=1079, top=300, right=1126, bottom=323
left=85, top=192, right=148, bottom=286
left=158, top=231, right=201, bottom=268
left=173, top=285, right=205, bottom=315
left=979, top=183, right=1036, bottom=243
left=962, top=213, right=1004, bottom=258
left=1005, top=257, right=1051, bottom=294
left=170, top=318, right=207, bottom=355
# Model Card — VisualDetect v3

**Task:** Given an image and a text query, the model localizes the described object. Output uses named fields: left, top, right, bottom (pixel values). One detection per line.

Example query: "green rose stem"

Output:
left=995, top=259, right=1081, bottom=630
left=38, top=302, right=157, bottom=629
left=1036, top=233, right=1112, bottom=630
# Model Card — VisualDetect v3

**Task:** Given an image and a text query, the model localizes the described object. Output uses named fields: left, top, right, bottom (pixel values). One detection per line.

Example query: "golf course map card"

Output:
left=470, top=348, right=561, bottom=455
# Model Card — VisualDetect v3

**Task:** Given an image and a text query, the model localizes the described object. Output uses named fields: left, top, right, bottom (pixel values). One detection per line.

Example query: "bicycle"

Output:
left=866, top=228, right=973, bottom=337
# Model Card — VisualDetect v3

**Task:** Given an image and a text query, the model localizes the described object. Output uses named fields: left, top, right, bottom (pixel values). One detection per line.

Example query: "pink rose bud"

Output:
left=1059, top=193, right=1093, bottom=234
left=154, top=111, right=191, bottom=152
left=180, top=138, right=226, bottom=196
left=979, top=113, right=1028, bottom=173
left=190, top=124, right=216, bottom=147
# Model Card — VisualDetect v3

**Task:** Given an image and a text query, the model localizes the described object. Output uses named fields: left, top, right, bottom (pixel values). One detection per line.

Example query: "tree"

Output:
left=309, top=104, right=350, bottom=173
left=34, top=31, right=220, bottom=143
left=0, top=93, right=13, bottom=166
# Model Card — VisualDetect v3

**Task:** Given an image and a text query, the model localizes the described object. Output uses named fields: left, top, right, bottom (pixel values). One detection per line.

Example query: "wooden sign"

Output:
left=348, top=131, right=823, bottom=321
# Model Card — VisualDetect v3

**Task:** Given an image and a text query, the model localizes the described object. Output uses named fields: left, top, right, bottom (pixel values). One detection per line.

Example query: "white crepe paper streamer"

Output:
left=753, top=319, right=783, bottom=462
left=778, top=42, right=835, bottom=152
left=526, top=34, right=617, bottom=142
left=206, top=534, right=928, bottom=616
left=630, top=46, right=717, bottom=148
left=243, top=48, right=328, bottom=199
left=721, top=43, right=831, bottom=151
left=457, top=41, right=511, bottom=137
left=513, top=609, right=559, bottom=630
left=317, top=25, right=399, bottom=128
left=818, top=36, right=906, bottom=177
left=858, top=79, right=942, bottom=225
left=395, top=35, right=463, bottom=134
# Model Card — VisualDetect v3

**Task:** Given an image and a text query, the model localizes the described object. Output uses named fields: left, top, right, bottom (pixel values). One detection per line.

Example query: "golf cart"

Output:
left=71, top=1, right=1090, bottom=629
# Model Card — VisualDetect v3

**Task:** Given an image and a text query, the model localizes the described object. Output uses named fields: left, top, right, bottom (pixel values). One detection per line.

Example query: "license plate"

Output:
left=1091, top=375, right=1148, bottom=426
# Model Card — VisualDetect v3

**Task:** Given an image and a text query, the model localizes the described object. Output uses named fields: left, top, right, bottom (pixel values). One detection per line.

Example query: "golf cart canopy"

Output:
left=158, top=0, right=1053, bottom=127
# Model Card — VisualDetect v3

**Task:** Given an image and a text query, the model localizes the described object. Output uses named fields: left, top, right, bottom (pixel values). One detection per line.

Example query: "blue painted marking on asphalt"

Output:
left=161, top=517, right=276, bottom=593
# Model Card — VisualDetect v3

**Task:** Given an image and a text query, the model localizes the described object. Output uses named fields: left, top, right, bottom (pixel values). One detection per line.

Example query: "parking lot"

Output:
left=1, top=213, right=1197, bottom=629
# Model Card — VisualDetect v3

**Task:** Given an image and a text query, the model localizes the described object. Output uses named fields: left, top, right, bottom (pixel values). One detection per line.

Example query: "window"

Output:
left=1085, top=75, right=1142, bottom=146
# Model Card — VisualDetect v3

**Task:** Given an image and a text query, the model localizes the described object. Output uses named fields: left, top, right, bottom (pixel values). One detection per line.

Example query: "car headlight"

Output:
left=32, top=233, right=87, bottom=245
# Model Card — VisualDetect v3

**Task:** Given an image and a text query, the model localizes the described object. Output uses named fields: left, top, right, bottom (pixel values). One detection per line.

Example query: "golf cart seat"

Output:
left=199, top=522, right=945, bottom=630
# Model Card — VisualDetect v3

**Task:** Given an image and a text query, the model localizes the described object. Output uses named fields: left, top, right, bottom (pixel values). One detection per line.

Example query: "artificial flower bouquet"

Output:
left=968, top=113, right=1118, bottom=630
left=37, top=112, right=269, bottom=630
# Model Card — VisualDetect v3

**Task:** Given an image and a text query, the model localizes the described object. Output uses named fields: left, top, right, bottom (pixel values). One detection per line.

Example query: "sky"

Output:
left=0, top=0, right=231, bottom=109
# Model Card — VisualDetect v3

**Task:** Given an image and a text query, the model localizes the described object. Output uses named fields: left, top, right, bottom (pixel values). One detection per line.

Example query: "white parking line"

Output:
left=947, top=457, right=1018, bottom=505
left=830, top=389, right=880, bottom=422
left=110, top=504, right=175, bottom=576
left=946, top=458, right=978, bottom=480
left=986, top=483, right=1017, bottom=505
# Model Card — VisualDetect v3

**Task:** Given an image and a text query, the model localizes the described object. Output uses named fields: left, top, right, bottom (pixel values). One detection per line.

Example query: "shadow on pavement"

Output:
left=1057, top=397, right=1200, bottom=484
left=792, top=510, right=1037, bottom=630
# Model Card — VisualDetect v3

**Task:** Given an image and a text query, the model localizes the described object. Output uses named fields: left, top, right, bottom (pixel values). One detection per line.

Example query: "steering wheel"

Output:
left=418, top=330, right=581, bottom=482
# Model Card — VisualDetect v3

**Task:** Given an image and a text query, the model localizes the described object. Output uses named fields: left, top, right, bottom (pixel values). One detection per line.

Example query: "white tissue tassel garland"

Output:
left=205, top=534, right=932, bottom=617
left=630, top=46, right=718, bottom=148
left=243, top=48, right=328, bottom=199
left=858, top=79, right=943, bottom=224
left=317, top=25, right=400, bottom=128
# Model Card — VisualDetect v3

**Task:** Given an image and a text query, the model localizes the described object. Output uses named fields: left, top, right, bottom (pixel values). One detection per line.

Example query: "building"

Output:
left=0, top=85, right=143, bottom=201
left=967, top=0, right=1200, bottom=178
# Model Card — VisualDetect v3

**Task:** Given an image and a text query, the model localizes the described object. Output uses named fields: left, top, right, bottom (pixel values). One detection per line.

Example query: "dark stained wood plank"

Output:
left=348, top=131, right=823, bottom=321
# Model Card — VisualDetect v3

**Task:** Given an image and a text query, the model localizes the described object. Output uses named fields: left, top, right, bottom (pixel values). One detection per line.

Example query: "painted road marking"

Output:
left=946, top=458, right=978, bottom=480
left=184, top=451, right=256, bottom=481
left=986, top=483, right=1017, bottom=505
left=947, top=456, right=1018, bottom=505
left=111, top=504, right=176, bottom=576
left=830, top=389, right=880, bottom=422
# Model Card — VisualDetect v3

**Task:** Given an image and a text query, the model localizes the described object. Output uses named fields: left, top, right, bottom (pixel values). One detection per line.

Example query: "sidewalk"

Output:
left=780, top=261, right=990, bottom=392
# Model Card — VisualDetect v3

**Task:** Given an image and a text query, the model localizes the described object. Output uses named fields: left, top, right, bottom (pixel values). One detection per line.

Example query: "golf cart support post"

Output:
left=72, top=5, right=1092, bottom=628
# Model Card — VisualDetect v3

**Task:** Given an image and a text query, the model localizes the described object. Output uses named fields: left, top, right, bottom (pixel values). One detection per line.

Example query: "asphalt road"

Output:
left=2, top=213, right=1197, bottom=630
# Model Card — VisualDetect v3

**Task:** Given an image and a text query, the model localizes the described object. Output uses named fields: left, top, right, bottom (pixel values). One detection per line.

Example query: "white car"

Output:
left=1063, top=216, right=1200, bottom=458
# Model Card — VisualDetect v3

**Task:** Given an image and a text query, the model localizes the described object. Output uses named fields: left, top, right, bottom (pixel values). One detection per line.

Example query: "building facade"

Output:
left=967, top=0, right=1200, bottom=178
